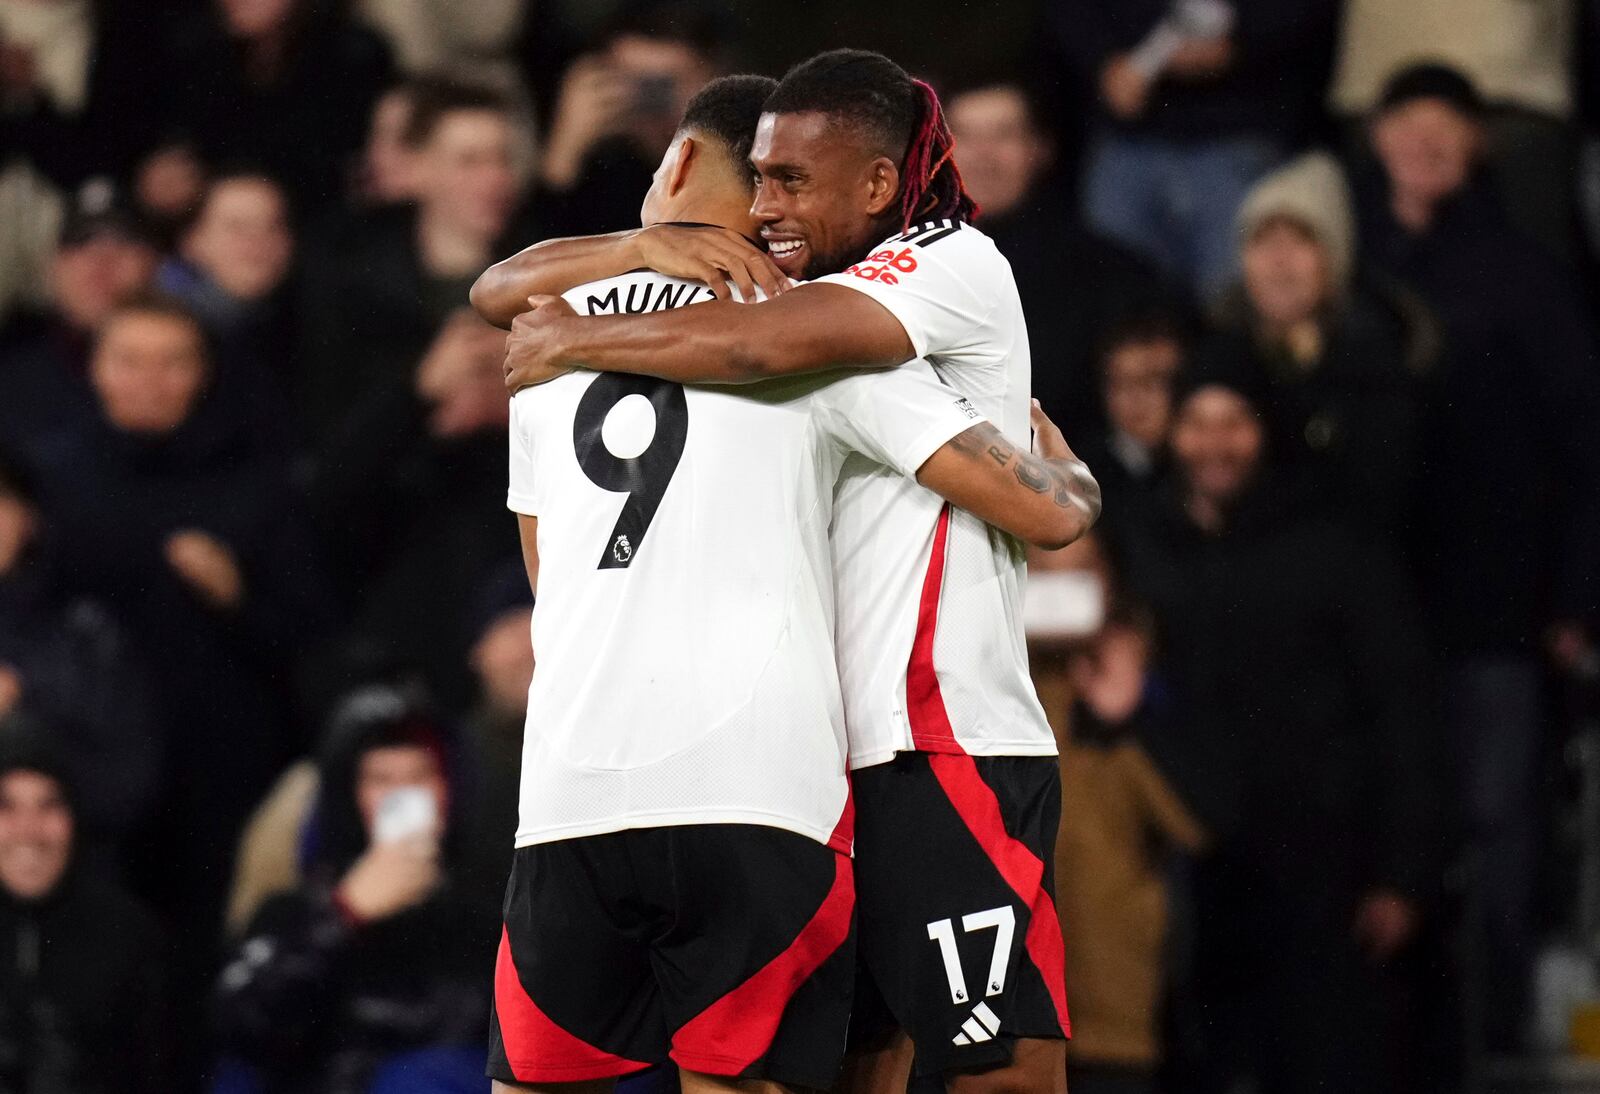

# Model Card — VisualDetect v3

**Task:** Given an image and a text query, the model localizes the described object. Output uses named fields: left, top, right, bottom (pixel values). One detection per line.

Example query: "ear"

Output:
left=863, top=155, right=900, bottom=219
left=667, top=135, right=697, bottom=198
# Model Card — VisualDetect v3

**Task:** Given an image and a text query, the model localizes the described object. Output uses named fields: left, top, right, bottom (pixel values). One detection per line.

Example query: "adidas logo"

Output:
left=952, top=1001, right=1002, bottom=1045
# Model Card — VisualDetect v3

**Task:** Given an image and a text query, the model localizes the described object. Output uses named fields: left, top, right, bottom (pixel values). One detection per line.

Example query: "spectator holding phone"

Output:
left=215, top=686, right=498, bottom=1094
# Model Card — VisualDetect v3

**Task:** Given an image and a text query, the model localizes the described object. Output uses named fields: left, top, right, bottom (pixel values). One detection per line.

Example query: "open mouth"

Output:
left=767, top=238, right=805, bottom=261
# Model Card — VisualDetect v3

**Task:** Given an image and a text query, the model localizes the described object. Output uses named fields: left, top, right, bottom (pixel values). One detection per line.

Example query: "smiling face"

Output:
left=749, top=111, right=900, bottom=281
left=1242, top=217, right=1330, bottom=329
left=1171, top=386, right=1264, bottom=508
left=0, top=770, right=73, bottom=902
left=90, top=309, right=210, bottom=435
left=946, top=86, right=1049, bottom=217
left=1371, top=98, right=1481, bottom=212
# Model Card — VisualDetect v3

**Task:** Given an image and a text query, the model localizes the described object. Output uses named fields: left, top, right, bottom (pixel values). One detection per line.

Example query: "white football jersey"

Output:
left=507, top=270, right=985, bottom=849
left=817, top=220, right=1057, bottom=768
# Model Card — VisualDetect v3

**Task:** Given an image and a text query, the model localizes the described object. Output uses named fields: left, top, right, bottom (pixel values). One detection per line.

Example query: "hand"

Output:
left=1070, top=626, right=1147, bottom=723
left=541, top=55, right=633, bottom=190
left=417, top=310, right=508, bottom=403
left=0, top=665, right=22, bottom=716
left=634, top=224, right=794, bottom=303
left=504, top=295, right=580, bottom=392
left=335, top=836, right=441, bottom=924
left=1100, top=55, right=1152, bottom=121
left=1167, top=36, right=1235, bottom=79
left=1353, top=890, right=1418, bottom=962
left=165, top=530, right=244, bottom=610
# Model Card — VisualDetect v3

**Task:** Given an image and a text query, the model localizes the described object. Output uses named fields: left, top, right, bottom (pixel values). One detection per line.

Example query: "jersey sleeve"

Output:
left=813, top=225, right=996, bottom=360
left=816, top=361, right=987, bottom=478
left=506, top=394, right=540, bottom=516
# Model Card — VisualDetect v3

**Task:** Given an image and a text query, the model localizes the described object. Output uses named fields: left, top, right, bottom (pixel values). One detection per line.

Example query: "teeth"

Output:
left=769, top=240, right=802, bottom=256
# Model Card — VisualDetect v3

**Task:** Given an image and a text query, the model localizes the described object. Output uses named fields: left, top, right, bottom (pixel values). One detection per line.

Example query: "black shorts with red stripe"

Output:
left=487, top=823, right=855, bottom=1088
left=848, top=750, right=1070, bottom=1075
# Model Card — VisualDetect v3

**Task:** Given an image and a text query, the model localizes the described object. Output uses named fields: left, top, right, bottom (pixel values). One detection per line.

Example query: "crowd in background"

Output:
left=2, top=1, right=1599, bottom=1092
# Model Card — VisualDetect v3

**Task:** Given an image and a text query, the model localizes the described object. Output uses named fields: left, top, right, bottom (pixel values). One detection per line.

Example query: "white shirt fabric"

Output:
left=817, top=220, right=1058, bottom=768
left=507, top=270, right=985, bottom=849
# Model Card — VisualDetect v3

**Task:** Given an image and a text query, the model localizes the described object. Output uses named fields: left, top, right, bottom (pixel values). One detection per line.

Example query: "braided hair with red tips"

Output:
left=765, top=50, right=980, bottom=232
left=900, top=78, right=979, bottom=230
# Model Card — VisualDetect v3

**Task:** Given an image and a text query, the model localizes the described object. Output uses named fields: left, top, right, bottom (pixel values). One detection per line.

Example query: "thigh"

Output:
left=852, top=752, right=1068, bottom=1077
left=647, top=825, right=856, bottom=1091
left=489, top=838, right=667, bottom=1086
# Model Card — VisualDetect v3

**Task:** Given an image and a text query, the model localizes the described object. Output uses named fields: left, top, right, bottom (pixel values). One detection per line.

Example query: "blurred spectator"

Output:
left=0, top=456, right=161, bottom=858
left=297, top=76, right=518, bottom=443
left=29, top=295, right=329, bottom=934
left=1331, top=0, right=1579, bottom=261
left=946, top=81, right=1185, bottom=431
left=1074, top=313, right=1186, bottom=537
left=157, top=171, right=299, bottom=398
left=1033, top=607, right=1205, bottom=1094
left=1055, top=0, right=1339, bottom=301
left=214, top=687, right=497, bottom=1094
left=356, top=84, right=422, bottom=208
left=1199, top=152, right=1431, bottom=542
left=161, top=0, right=394, bottom=215
left=0, top=186, right=159, bottom=460
left=0, top=723, right=171, bottom=1093
left=1357, top=61, right=1600, bottom=1047
left=357, top=0, right=525, bottom=92
left=1120, top=379, right=1438, bottom=1094
left=534, top=5, right=720, bottom=236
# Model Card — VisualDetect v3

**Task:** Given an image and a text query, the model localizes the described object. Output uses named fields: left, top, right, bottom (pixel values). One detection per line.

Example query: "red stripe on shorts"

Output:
left=493, top=926, right=652, bottom=1081
left=927, top=753, right=1072, bottom=1036
left=671, top=852, right=855, bottom=1072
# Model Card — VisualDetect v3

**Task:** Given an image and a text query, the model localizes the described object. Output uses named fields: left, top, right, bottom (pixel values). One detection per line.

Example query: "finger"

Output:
left=747, top=252, right=787, bottom=299
left=724, top=259, right=758, bottom=305
left=527, top=294, right=560, bottom=310
left=698, top=263, right=732, bottom=302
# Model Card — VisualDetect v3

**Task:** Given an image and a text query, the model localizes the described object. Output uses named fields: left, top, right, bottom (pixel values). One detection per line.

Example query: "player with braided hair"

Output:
left=484, top=48, right=1084, bottom=1093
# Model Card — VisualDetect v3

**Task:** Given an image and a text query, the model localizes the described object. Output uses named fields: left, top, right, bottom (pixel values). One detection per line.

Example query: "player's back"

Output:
left=507, top=269, right=985, bottom=853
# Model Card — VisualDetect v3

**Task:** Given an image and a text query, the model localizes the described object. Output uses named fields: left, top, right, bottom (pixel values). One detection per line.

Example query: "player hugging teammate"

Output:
left=475, top=49, right=1099, bottom=1094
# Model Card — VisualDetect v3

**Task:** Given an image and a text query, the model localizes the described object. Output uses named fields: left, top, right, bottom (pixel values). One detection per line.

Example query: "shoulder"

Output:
left=846, top=220, right=1006, bottom=286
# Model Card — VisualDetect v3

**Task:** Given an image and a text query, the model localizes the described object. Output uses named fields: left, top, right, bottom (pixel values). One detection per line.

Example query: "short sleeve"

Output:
left=816, top=361, right=987, bottom=477
left=813, top=226, right=996, bottom=360
left=506, top=394, right=540, bottom=516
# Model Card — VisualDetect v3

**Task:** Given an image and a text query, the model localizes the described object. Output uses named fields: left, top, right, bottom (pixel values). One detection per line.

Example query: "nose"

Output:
left=750, top=178, right=783, bottom=224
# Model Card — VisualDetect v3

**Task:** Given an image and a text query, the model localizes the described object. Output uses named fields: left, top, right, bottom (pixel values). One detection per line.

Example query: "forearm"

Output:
left=551, top=287, right=915, bottom=384
left=472, top=231, right=645, bottom=329
left=917, top=423, right=1101, bottom=550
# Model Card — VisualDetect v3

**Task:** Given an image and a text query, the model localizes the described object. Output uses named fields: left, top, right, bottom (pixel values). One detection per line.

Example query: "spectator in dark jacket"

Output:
left=214, top=687, right=498, bottom=1094
left=161, top=0, right=393, bottom=216
left=1198, top=152, right=1431, bottom=544
left=946, top=81, right=1186, bottom=432
left=0, top=191, right=160, bottom=460
left=0, top=456, right=160, bottom=860
left=1357, top=64, right=1600, bottom=1042
left=1121, top=378, right=1439, bottom=1094
left=0, top=724, right=171, bottom=1094
left=27, top=294, right=329, bottom=935
left=1055, top=0, right=1340, bottom=300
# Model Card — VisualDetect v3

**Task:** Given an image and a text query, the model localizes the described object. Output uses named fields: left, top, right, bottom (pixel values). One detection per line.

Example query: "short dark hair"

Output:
left=402, top=76, right=510, bottom=148
left=680, top=74, right=778, bottom=173
left=600, top=0, right=730, bottom=60
left=1095, top=310, right=1187, bottom=375
left=766, top=49, right=977, bottom=229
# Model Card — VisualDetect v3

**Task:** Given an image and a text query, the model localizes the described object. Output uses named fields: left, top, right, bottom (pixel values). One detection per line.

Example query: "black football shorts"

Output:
left=487, top=823, right=855, bottom=1088
left=848, top=751, right=1070, bottom=1075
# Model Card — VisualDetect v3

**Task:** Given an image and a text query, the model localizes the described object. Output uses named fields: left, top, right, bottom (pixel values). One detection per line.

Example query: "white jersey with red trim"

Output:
left=816, top=221, right=1057, bottom=768
left=507, top=270, right=986, bottom=849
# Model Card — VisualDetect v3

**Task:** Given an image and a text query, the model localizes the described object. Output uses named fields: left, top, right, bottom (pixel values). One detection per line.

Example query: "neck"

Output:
left=657, top=192, right=755, bottom=238
left=416, top=211, right=492, bottom=279
left=1390, top=187, right=1436, bottom=234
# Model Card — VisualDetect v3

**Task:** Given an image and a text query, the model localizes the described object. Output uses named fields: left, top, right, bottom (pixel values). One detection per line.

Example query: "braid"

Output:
left=900, top=80, right=979, bottom=231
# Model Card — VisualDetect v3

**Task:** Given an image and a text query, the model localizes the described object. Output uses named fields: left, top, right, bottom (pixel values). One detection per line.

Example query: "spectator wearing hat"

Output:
left=0, top=455, right=161, bottom=862
left=946, top=80, right=1187, bottom=434
left=1198, top=151, right=1432, bottom=544
left=214, top=687, right=498, bottom=1094
left=1331, top=2, right=1579, bottom=260
left=1357, top=62, right=1600, bottom=1042
left=1120, top=378, right=1439, bottom=1094
left=0, top=721, right=172, bottom=1093
left=1054, top=0, right=1341, bottom=302
left=0, top=188, right=159, bottom=461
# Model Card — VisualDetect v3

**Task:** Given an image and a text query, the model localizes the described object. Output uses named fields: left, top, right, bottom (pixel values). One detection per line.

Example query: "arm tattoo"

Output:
left=1013, top=457, right=1051, bottom=493
left=986, top=441, right=1014, bottom=466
